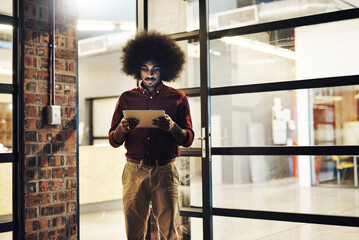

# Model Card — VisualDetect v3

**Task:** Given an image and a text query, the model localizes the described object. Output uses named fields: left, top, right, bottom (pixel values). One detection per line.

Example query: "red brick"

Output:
left=24, top=3, right=37, bottom=18
left=52, top=167, right=76, bottom=178
left=39, top=179, right=65, bottom=192
left=66, top=131, right=76, bottom=141
left=65, top=142, right=76, bottom=153
left=25, top=193, right=51, bottom=207
left=23, top=0, right=78, bottom=238
left=39, top=204, right=65, bottom=216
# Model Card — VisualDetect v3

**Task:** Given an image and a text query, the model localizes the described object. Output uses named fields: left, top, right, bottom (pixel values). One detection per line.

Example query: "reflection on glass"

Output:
left=211, top=90, right=295, bottom=147
left=187, top=97, right=201, bottom=148
left=149, top=157, right=202, bottom=239
left=176, top=157, right=202, bottom=208
left=149, top=215, right=203, bottom=240
left=148, top=0, right=199, bottom=34
left=0, top=24, right=13, bottom=84
left=315, top=155, right=359, bottom=187
left=166, top=40, right=200, bottom=89
left=210, top=19, right=359, bottom=87
left=0, top=163, right=12, bottom=223
left=211, top=86, right=359, bottom=147
left=212, top=155, right=359, bottom=215
left=0, top=1, right=12, bottom=16
left=209, top=0, right=358, bottom=31
left=213, top=216, right=359, bottom=240
left=0, top=94, right=12, bottom=153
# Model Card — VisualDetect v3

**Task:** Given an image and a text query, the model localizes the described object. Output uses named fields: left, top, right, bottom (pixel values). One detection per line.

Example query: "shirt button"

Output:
left=157, top=91, right=159, bottom=94
left=147, top=152, right=150, bottom=155
left=150, top=96, right=153, bottom=99
left=148, top=137, right=150, bottom=140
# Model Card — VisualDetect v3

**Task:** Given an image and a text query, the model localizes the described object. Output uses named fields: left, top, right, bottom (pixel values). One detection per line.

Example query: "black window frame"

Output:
left=0, top=0, right=22, bottom=239
left=138, top=1, right=359, bottom=239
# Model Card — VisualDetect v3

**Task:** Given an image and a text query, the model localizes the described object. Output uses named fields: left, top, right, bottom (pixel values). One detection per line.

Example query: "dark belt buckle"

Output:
left=141, top=159, right=156, bottom=167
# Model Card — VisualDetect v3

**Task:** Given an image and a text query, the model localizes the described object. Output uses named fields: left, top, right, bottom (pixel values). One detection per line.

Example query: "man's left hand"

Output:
left=152, top=114, right=174, bottom=132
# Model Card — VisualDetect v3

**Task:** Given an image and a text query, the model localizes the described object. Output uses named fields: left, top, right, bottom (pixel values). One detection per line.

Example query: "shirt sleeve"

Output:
left=108, top=96, right=124, bottom=148
left=178, top=94, right=194, bottom=147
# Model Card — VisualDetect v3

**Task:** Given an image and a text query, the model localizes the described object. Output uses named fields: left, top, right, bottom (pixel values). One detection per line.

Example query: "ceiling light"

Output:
left=221, top=36, right=297, bottom=60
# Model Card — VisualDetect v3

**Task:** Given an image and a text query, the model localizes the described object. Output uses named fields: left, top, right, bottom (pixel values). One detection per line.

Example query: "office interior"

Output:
left=1, top=0, right=359, bottom=239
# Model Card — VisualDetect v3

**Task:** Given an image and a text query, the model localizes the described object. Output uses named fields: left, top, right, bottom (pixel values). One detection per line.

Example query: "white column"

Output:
left=296, top=89, right=312, bottom=186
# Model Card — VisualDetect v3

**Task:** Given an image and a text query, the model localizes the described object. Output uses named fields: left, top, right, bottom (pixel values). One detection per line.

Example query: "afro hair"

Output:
left=121, top=30, right=185, bottom=82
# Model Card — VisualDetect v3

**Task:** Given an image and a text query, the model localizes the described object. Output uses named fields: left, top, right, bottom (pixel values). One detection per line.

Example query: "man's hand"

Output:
left=152, top=114, right=174, bottom=131
left=153, top=114, right=188, bottom=145
left=119, top=118, right=139, bottom=133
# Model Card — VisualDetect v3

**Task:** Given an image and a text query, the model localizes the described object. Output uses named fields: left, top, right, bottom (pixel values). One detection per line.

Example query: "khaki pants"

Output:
left=122, top=161, right=180, bottom=240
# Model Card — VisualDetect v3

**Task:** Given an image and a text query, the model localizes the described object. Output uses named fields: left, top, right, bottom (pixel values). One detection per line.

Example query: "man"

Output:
left=108, top=30, right=194, bottom=240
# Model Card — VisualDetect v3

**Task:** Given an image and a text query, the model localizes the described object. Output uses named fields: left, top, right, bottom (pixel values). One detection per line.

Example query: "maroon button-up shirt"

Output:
left=109, top=82, right=194, bottom=160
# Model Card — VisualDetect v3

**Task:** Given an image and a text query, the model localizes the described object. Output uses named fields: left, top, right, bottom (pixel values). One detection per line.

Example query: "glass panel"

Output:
left=210, top=19, right=359, bottom=87
left=176, top=156, right=202, bottom=208
left=212, top=155, right=359, bottom=216
left=78, top=0, right=136, bottom=146
left=148, top=0, right=199, bottom=34
left=211, top=86, right=359, bottom=147
left=0, top=1, right=12, bottom=16
left=315, top=155, right=359, bottom=187
left=149, top=216, right=203, bottom=240
left=213, top=216, right=359, bottom=240
left=92, top=98, right=118, bottom=139
left=166, top=40, right=200, bottom=89
left=0, top=231, right=12, bottom=240
left=209, top=0, right=359, bottom=32
left=0, top=163, right=12, bottom=223
left=0, top=94, right=12, bottom=153
left=0, top=24, right=13, bottom=84
left=187, top=97, right=201, bottom=148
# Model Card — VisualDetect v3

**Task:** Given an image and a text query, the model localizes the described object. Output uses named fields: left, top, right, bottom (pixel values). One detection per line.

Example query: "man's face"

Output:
left=140, top=60, right=161, bottom=93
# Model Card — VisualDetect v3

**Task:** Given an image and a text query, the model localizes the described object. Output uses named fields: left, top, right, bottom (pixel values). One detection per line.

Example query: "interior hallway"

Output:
left=80, top=178, right=359, bottom=240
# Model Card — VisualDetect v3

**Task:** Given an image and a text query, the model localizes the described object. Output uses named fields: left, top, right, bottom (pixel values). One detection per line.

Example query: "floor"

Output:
left=80, top=177, right=359, bottom=240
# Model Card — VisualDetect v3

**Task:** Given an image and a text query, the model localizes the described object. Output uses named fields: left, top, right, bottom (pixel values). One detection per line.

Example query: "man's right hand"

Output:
left=119, top=118, right=139, bottom=133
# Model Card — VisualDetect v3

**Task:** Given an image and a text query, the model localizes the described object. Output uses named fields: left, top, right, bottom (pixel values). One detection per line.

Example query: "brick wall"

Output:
left=22, top=0, right=78, bottom=239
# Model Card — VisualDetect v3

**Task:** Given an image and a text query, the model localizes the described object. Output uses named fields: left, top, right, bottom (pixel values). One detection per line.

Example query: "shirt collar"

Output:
left=138, top=81, right=165, bottom=94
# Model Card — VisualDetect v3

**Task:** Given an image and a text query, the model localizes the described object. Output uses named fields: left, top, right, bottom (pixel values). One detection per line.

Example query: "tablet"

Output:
left=123, top=110, right=165, bottom=128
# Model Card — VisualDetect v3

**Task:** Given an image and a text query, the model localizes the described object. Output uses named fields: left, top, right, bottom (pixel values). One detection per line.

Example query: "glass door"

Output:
left=141, top=0, right=359, bottom=239
left=0, top=0, right=21, bottom=239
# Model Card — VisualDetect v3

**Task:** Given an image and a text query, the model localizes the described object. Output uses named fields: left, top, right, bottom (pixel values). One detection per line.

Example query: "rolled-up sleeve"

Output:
left=178, top=95, right=194, bottom=147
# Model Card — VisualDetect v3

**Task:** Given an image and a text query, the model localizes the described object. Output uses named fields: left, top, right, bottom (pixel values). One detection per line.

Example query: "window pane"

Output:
left=187, top=97, right=201, bottom=148
left=0, top=231, right=12, bottom=240
left=166, top=40, right=200, bottom=89
left=213, top=216, right=359, bottom=240
left=0, top=1, right=12, bottom=16
left=0, top=163, right=12, bottom=223
left=212, top=155, right=359, bottom=217
left=149, top=215, right=203, bottom=240
left=176, top=156, right=202, bottom=208
left=148, top=0, right=199, bottom=34
left=92, top=98, right=118, bottom=139
left=209, top=0, right=359, bottom=32
left=210, top=19, right=359, bottom=87
left=211, top=86, right=359, bottom=147
left=0, top=94, right=12, bottom=153
left=315, top=155, right=359, bottom=187
left=0, top=24, right=13, bottom=84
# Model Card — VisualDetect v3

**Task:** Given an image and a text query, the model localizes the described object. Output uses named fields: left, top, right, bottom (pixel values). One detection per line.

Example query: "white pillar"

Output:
left=296, top=89, right=312, bottom=186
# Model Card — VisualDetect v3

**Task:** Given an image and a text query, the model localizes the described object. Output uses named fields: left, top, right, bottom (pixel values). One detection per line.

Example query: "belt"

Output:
left=127, top=158, right=175, bottom=167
